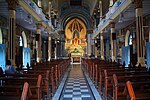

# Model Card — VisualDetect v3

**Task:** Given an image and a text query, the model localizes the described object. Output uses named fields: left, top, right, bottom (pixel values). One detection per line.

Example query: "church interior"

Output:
left=0, top=0, right=150, bottom=100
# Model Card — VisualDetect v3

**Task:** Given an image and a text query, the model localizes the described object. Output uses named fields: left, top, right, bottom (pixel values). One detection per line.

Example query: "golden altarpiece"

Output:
left=65, top=18, right=87, bottom=64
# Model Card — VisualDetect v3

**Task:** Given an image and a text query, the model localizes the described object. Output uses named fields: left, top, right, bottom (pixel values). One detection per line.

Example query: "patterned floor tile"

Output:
left=81, top=89, right=89, bottom=92
left=73, top=92, right=81, bottom=95
left=60, top=64, right=94, bottom=100
left=72, top=97, right=82, bottom=100
left=81, top=94, right=91, bottom=97
left=63, top=94, right=73, bottom=98
left=65, top=90, right=73, bottom=92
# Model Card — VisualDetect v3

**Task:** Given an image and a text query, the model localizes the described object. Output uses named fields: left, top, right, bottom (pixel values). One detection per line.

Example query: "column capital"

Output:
left=100, top=30, right=104, bottom=35
left=134, top=0, right=142, bottom=9
left=110, top=22, right=115, bottom=28
left=7, top=0, right=18, bottom=10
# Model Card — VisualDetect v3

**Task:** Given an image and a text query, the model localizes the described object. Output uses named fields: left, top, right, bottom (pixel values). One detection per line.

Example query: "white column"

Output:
left=60, top=39, right=63, bottom=57
left=48, top=35, right=51, bottom=61
left=110, top=22, right=116, bottom=62
left=100, top=31, right=104, bottom=60
left=54, top=39, right=57, bottom=59
left=135, top=0, right=146, bottom=66
left=87, top=34, right=91, bottom=57
left=106, top=40, right=110, bottom=61
left=99, top=0, right=102, bottom=21
left=36, top=23, right=42, bottom=63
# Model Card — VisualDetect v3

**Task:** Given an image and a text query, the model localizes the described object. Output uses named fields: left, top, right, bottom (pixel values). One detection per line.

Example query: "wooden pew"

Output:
left=113, top=74, right=150, bottom=100
left=4, top=69, right=50, bottom=98
left=126, top=81, right=150, bottom=100
left=82, top=58, right=150, bottom=100
left=32, top=61, right=69, bottom=96
left=31, top=59, right=69, bottom=96
left=104, top=69, right=149, bottom=100
left=0, top=75, right=42, bottom=100
left=0, top=59, right=70, bottom=99
left=18, top=67, right=53, bottom=88
left=83, top=61, right=146, bottom=98
left=98, top=66, right=147, bottom=91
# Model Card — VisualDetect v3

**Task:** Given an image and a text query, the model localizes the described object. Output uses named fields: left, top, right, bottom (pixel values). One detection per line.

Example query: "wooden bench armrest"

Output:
left=21, top=82, right=32, bottom=100
left=126, top=81, right=136, bottom=100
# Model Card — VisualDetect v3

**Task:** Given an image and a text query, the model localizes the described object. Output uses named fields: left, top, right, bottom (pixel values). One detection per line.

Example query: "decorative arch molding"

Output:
left=64, top=16, right=87, bottom=30
left=125, top=30, right=130, bottom=46
left=60, top=9, right=93, bottom=30
left=65, top=18, right=86, bottom=39
left=21, top=31, right=27, bottom=48
left=0, top=28, right=2, bottom=44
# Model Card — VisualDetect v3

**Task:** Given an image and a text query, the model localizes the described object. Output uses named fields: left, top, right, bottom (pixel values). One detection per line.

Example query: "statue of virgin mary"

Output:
left=73, top=30, right=79, bottom=39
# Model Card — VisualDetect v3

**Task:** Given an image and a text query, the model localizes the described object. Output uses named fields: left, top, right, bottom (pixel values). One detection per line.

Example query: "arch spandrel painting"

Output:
left=65, top=18, right=87, bottom=56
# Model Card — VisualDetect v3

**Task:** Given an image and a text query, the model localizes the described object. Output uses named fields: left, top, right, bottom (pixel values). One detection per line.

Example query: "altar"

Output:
left=64, top=18, right=87, bottom=64
left=71, top=52, right=81, bottom=64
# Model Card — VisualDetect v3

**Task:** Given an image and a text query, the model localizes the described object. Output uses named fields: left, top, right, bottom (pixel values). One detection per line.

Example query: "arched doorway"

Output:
left=122, top=30, right=133, bottom=66
left=21, top=31, right=27, bottom=48
left=19, top=31, right=30, bottom=68
left=146, top=29, right=150, bottom=67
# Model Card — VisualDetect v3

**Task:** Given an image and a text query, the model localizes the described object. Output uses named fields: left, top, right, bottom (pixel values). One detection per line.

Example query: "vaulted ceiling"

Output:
left=50, top=0, right=110, bottom=30
left=52, top=0, right=98, bottom=15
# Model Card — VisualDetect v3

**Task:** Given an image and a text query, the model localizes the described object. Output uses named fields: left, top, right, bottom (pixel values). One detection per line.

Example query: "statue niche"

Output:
left=72, top=30, right=80, bottom=45
left=73, top=30, right=79, bottom=38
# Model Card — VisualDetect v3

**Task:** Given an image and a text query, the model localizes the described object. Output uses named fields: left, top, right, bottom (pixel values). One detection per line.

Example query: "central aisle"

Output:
left=60, top=64, right=95, bottom=100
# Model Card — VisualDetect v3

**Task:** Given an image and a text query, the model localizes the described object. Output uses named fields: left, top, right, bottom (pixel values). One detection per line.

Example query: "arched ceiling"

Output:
left=55, top=0, right=97, bottom=15
left=50, top=0, right=110, bottom=31
left=60, top=10, right=94, bottom=30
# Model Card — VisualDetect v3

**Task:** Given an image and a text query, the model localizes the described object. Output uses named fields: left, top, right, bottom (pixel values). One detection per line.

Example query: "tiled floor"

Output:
left=60, top=64, right=94, bottom=100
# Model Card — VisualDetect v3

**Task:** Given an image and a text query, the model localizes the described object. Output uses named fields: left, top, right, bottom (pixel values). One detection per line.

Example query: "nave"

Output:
left=0, top=0, right=150, bottom=100
left=59, top=64, right=95, bottom=100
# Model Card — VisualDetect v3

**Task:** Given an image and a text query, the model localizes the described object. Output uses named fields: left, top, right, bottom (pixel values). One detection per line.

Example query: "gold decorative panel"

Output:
left=65, top=18, right=87, bottom=56
left=65, top=18, right=86, bottom=39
